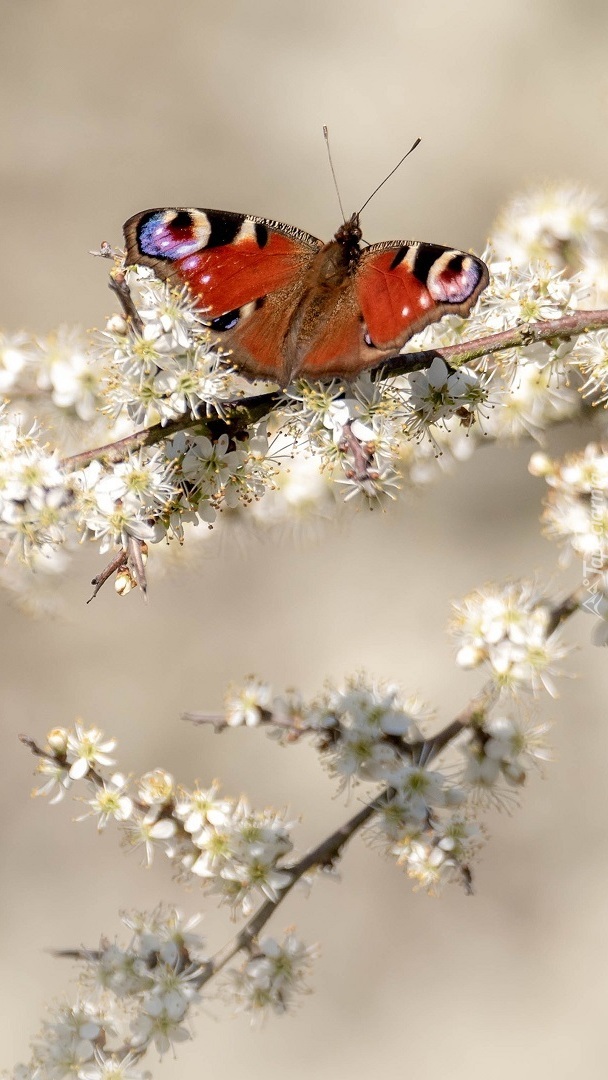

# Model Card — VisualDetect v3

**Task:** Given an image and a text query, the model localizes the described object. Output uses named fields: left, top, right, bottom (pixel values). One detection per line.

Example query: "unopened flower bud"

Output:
left=47, top=727, right=69, bottom=755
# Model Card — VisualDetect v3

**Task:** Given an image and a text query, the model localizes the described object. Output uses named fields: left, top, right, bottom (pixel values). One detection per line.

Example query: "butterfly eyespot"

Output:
left=170, top=209, right=195, bottom=231
left=205, top=308, right=241, bottom=332
left=426, top=250, right=484, bottom=304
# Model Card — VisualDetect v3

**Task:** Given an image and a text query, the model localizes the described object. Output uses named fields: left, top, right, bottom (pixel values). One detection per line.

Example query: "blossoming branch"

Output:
left=15, top=565, right=593, bottom=1076
left=8, top=183, right=608, bottom=1079
left=2, top=185, right=608, bottom=608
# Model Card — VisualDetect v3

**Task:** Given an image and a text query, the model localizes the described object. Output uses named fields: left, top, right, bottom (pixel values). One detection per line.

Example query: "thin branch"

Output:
left=184, top=708, right=307, bottom=738
left=60, top=309, right=608, bottom=474
left=378, top=308, right=608, bottom=380
left=415, top=684, right=499, bottom=766
left=108, top=270, right=144, bottom=335
left=61, top=392, right=281, bottom=472
left=544, top=573, right=604, bottom=636
left=203, top=797, right=382, bottom=982
left=192, top=572, right=600, bottom=976
left=46, top=796, right=383, bottom=985
left=87, top=549, right=128, bottom=602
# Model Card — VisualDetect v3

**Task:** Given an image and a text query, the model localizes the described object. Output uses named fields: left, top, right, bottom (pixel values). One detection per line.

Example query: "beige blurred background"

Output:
left=3, top=0, right=608, bottom=1076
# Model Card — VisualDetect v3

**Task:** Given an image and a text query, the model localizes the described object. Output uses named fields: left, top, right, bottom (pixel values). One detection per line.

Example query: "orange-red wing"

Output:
left=356, top=242, right=489, bottom=350
left=297, top=297, right=364, bottom=379
left=123, top=207, right=321, bottom=316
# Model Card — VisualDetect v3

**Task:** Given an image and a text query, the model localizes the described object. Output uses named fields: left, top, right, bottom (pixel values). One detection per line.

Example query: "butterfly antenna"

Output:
left=357, top=137, right=422, bottom=216
left=323, top=125, right=347, bottom=224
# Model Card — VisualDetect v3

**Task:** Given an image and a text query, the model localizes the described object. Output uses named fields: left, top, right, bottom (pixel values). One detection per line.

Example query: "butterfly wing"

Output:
left=355, top=241, right=489, bottom=353
left=123, top=208, right=323, bottom=382
left=294, top=239, right=488, bottom=381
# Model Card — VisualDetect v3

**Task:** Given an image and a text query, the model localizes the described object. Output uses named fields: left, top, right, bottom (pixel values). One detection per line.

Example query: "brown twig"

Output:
left=414, top=685, right=499, bottom=767
left=338, top=419, right=376, bottom=483
left=201, top=797, right=382, bottom=982
left=108, top=270, right=144, bottom=335
left=544, top=573, right=604, bottom=636
left=87, top=549, right=128, bottom=602
left=377, top=308, right=608, bottom=380
left=61, top=392, right=281, bottom=472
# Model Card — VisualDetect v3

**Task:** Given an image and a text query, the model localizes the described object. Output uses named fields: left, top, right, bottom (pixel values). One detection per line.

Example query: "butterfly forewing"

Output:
left=124, top=207, right=321, bottom=317
left=356, top=241, right=489, bottom=352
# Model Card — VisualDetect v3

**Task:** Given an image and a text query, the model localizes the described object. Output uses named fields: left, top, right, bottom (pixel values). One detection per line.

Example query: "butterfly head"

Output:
left=333, top=212, right=363, bottom=261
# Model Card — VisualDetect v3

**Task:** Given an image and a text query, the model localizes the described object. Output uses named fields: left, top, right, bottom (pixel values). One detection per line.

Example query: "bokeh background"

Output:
left=3, top=1, right=608, bottom=1077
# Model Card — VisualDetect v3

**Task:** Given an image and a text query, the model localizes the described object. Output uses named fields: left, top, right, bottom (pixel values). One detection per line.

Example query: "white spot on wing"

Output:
left=405, top=247, right=418, bottom=270
left=237, top=219, right=257, bottom=243
left=189, top=210, right=211, bottom=248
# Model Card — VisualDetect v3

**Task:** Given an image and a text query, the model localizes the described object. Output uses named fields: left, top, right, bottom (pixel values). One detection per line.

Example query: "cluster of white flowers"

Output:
left=11, top=906, right=319, bottom=1080
left=450, top=579, right=568, bottom=695
left=0, top=321, right=107, bottom=423
left=461, top=713, right=550, bottom=795
left=225, top=933, right=318, bottom=1018
left=0, top=278, right=280, bottom=602
left=11, top=908, right=205, bottom=1080
left=285, top=376, right=401, bottom=502
left=175, top=789, right=294, bottom=913
left=161, top=425, right=276, bottom=533
left=33, top=729, right=296, bottom=916
left=389, top=813, right=482, bottom=894
left=572, top=328, right=608, bottom=406
left=534, top=443, right=608, bottom=568
left=410, top=258, right=586, bottom=443
left=0, top=408, right=275, bottom=593
left=99, top=272, right=242, bottom=426
left=0, top=331, right=33, bottom=394
left=19, top=572, right=573, bottom=1076
left=219, top=632, right=557, bottom=892
left=36, top=326, right=108, bottom=425
left=300, top=668, right=548, bottom=888
left=0, top=413, right=73, bottom=561
left=478, top=257, right=587, bottom=334
left=30, top=577, right=563, bottom=907
left=1, top=328, right=110, bottom=449
left=286, top=362, right=495, bottom=500
left=305, top=675, right=425, bottom=783
left=73, top=451, right=175, bottom=555
left=530, top=443, right=608, bottom=641
left=491, top=185, right=608, bottom=275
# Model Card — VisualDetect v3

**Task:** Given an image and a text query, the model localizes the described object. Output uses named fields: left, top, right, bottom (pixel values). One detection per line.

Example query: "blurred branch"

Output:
left=22, top=571, right=600, bottom=984
left=204, top=797, right=380, bottom=981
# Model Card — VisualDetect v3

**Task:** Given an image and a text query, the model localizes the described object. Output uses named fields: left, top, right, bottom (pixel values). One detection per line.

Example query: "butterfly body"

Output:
left=124, top=207, right=488, bottom=386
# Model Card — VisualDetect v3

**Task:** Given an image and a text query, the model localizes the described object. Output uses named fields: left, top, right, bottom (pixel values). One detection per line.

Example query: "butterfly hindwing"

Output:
left=355, top=241, right=489, bottom=353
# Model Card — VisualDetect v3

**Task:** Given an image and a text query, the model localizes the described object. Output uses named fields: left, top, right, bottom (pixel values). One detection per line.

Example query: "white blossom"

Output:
left=451, top=580, right=569, bottom=695
left=225, top=933, right=318, bottom=1019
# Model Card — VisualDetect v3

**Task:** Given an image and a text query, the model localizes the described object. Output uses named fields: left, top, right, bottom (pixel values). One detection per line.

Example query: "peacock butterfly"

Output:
left=123, top=205, right=489, bottom=387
